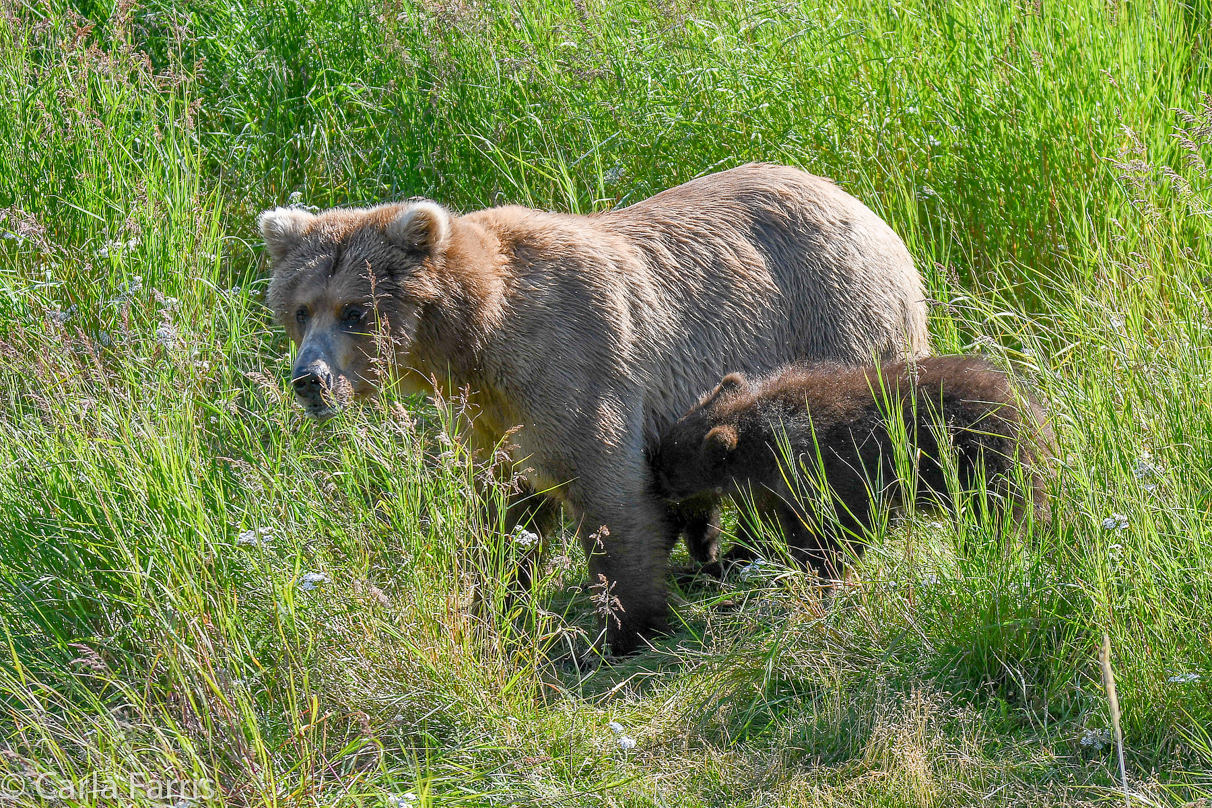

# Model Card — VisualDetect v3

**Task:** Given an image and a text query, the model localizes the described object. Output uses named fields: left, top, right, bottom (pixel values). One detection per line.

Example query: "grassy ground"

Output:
left=2, top=0, right=1212, bottom=804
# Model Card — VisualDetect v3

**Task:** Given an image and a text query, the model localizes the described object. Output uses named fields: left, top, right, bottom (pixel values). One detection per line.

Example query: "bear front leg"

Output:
left=578, top=493, right=678, bottom=656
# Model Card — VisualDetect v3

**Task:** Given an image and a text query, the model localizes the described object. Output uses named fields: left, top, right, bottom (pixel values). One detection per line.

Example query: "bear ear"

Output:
left=701, top=372, right=748, bottom=406
left=385, top=201, right=450, bottom=254
left=258, top=207, right=315, bottom=263
left=703, top=424, right=738, bottom=464
left=718, top=372, right=748, bottom=393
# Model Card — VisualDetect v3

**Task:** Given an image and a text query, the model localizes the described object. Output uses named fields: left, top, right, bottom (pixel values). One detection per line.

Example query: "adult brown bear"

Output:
left=259, top=163, right=929, bottom=654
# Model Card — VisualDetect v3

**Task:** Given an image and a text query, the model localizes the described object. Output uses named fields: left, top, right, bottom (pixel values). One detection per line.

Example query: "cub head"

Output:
left=650, top=372, right=750, bottom=501
left=259, top=201, right=452, bottom=419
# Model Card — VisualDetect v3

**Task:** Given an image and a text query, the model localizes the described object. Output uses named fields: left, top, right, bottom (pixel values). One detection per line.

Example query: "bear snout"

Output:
left=291, top=359, right=338, bottom=417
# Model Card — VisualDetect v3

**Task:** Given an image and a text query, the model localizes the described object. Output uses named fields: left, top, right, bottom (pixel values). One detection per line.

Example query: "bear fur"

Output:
left=259, top=163, right=929, bottom=654
left=650, top=356, right=1052, bottom=580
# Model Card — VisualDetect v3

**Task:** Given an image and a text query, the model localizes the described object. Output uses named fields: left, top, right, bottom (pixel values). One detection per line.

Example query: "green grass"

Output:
left=2, top=0, right=1212, bottom=804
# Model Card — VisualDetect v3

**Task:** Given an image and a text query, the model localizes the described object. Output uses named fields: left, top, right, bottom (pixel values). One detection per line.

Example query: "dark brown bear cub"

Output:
left=651, top=356, right=1051, bottom=580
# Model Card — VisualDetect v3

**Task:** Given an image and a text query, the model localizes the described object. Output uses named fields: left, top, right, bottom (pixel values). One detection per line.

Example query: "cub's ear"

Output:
left=703, top=424, right=738, bottom=464
left=385, top=201, right=450, bottom=254
left=719, top=372, right=748, bottom=393
left=258, top=207, right=315, bottom=263
left=701, top=372, right=749, bottom=406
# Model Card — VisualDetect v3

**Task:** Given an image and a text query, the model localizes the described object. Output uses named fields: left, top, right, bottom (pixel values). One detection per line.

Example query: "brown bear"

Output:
left=650, top=356, right=1051, bottom=580
left=258, top=163, right=929, bottom=655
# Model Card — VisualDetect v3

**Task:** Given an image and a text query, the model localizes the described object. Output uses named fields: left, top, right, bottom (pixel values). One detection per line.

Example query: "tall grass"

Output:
left=1, top=0, right=1211, bottom=804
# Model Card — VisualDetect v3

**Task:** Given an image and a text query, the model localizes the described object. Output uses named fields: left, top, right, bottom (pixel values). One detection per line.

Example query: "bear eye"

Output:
left=341, top=305, right=365, bottom=327
left=295, top=306, right=309, bottom=325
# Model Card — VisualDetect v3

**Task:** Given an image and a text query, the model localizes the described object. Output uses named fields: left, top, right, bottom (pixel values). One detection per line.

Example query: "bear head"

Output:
left=651, top=372, right=751, bottom=502
left=259, top=201, right=452, bottom=419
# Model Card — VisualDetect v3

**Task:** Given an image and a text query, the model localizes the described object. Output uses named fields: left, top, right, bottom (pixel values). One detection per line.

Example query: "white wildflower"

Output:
left=1168, top=672, right=1200, bottom=684
left=287, top=191, right=320, bottom=213
left=155, top=320, right=179, bottom=349
left=1133, top=451, right=1161, bottom=492
left=737, top=557, right=769, bottom=582
left=48, top=305, right=77, bottom=325
left=512, top=527, right=540, bottom=548
left=107, top=275, right=144, bottom=307
left=387, top=793, right=418, bottom=808
left=1080, top=727, right=1112, bottom=750
left=1101, top=513, right=1128, bottom=531
left=617, top=735, right=636, bottom=751
left=237, top=527, right=274, bottom=547
left=97, top=237, right=139, bottom=259
left=607, top=721, right=624, bottom=735
left=602, top=165, right=626, bottom=186
left=926, top=135, right=941, bottom=147
left=298, top=572, right=328, bottom=591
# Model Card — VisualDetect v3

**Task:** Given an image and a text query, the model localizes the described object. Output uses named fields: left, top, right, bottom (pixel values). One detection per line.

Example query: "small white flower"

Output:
left=512, top=527, right=540, bottom=548
left=926, top=135, right=941, bottom=147
left=905, top=105, right=919, bottom=114
left=737, top=557, right=770, bottom=582
left=98, top=237, right=139, bottom=259
left=617, top=735, right=636, bottom=750
left=1168, top=672, right=1201, bottom=684
left=49, top=305, right=77, bottom=324
left=602, top=165, right=626, bottom=186
left=1080, top=727, right=1112, bottom=749
left=287, top=191, right=320, bottom=213
left=298, top=572, right=328, bottom=591
left=237, top=527, right=274, bottom=546
left=607, top=721, right=624, bottom=735
left=387, top=793, right=418, bottom=808
left=1133, top=451, right=1161, bottom=492
left=156, top=321, right=179, bottom=349
left=1101, top=513, right=1128, bottom=531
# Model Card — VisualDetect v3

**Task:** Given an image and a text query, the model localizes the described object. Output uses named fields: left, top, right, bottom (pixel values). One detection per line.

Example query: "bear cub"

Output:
left=650, top=356, right=1051, bottom=580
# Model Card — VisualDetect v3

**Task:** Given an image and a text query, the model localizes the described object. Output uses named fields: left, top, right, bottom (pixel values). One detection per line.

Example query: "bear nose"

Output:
left=292, top=363, right=333, bottom=398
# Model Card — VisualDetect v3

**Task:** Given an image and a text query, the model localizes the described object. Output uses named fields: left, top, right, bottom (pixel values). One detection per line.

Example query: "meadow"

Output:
left=1, top=0, right=1211, bottom=804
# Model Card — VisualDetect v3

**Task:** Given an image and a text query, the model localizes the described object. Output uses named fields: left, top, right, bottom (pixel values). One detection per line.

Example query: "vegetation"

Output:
left=1, top=0, right=1211, bottom=804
